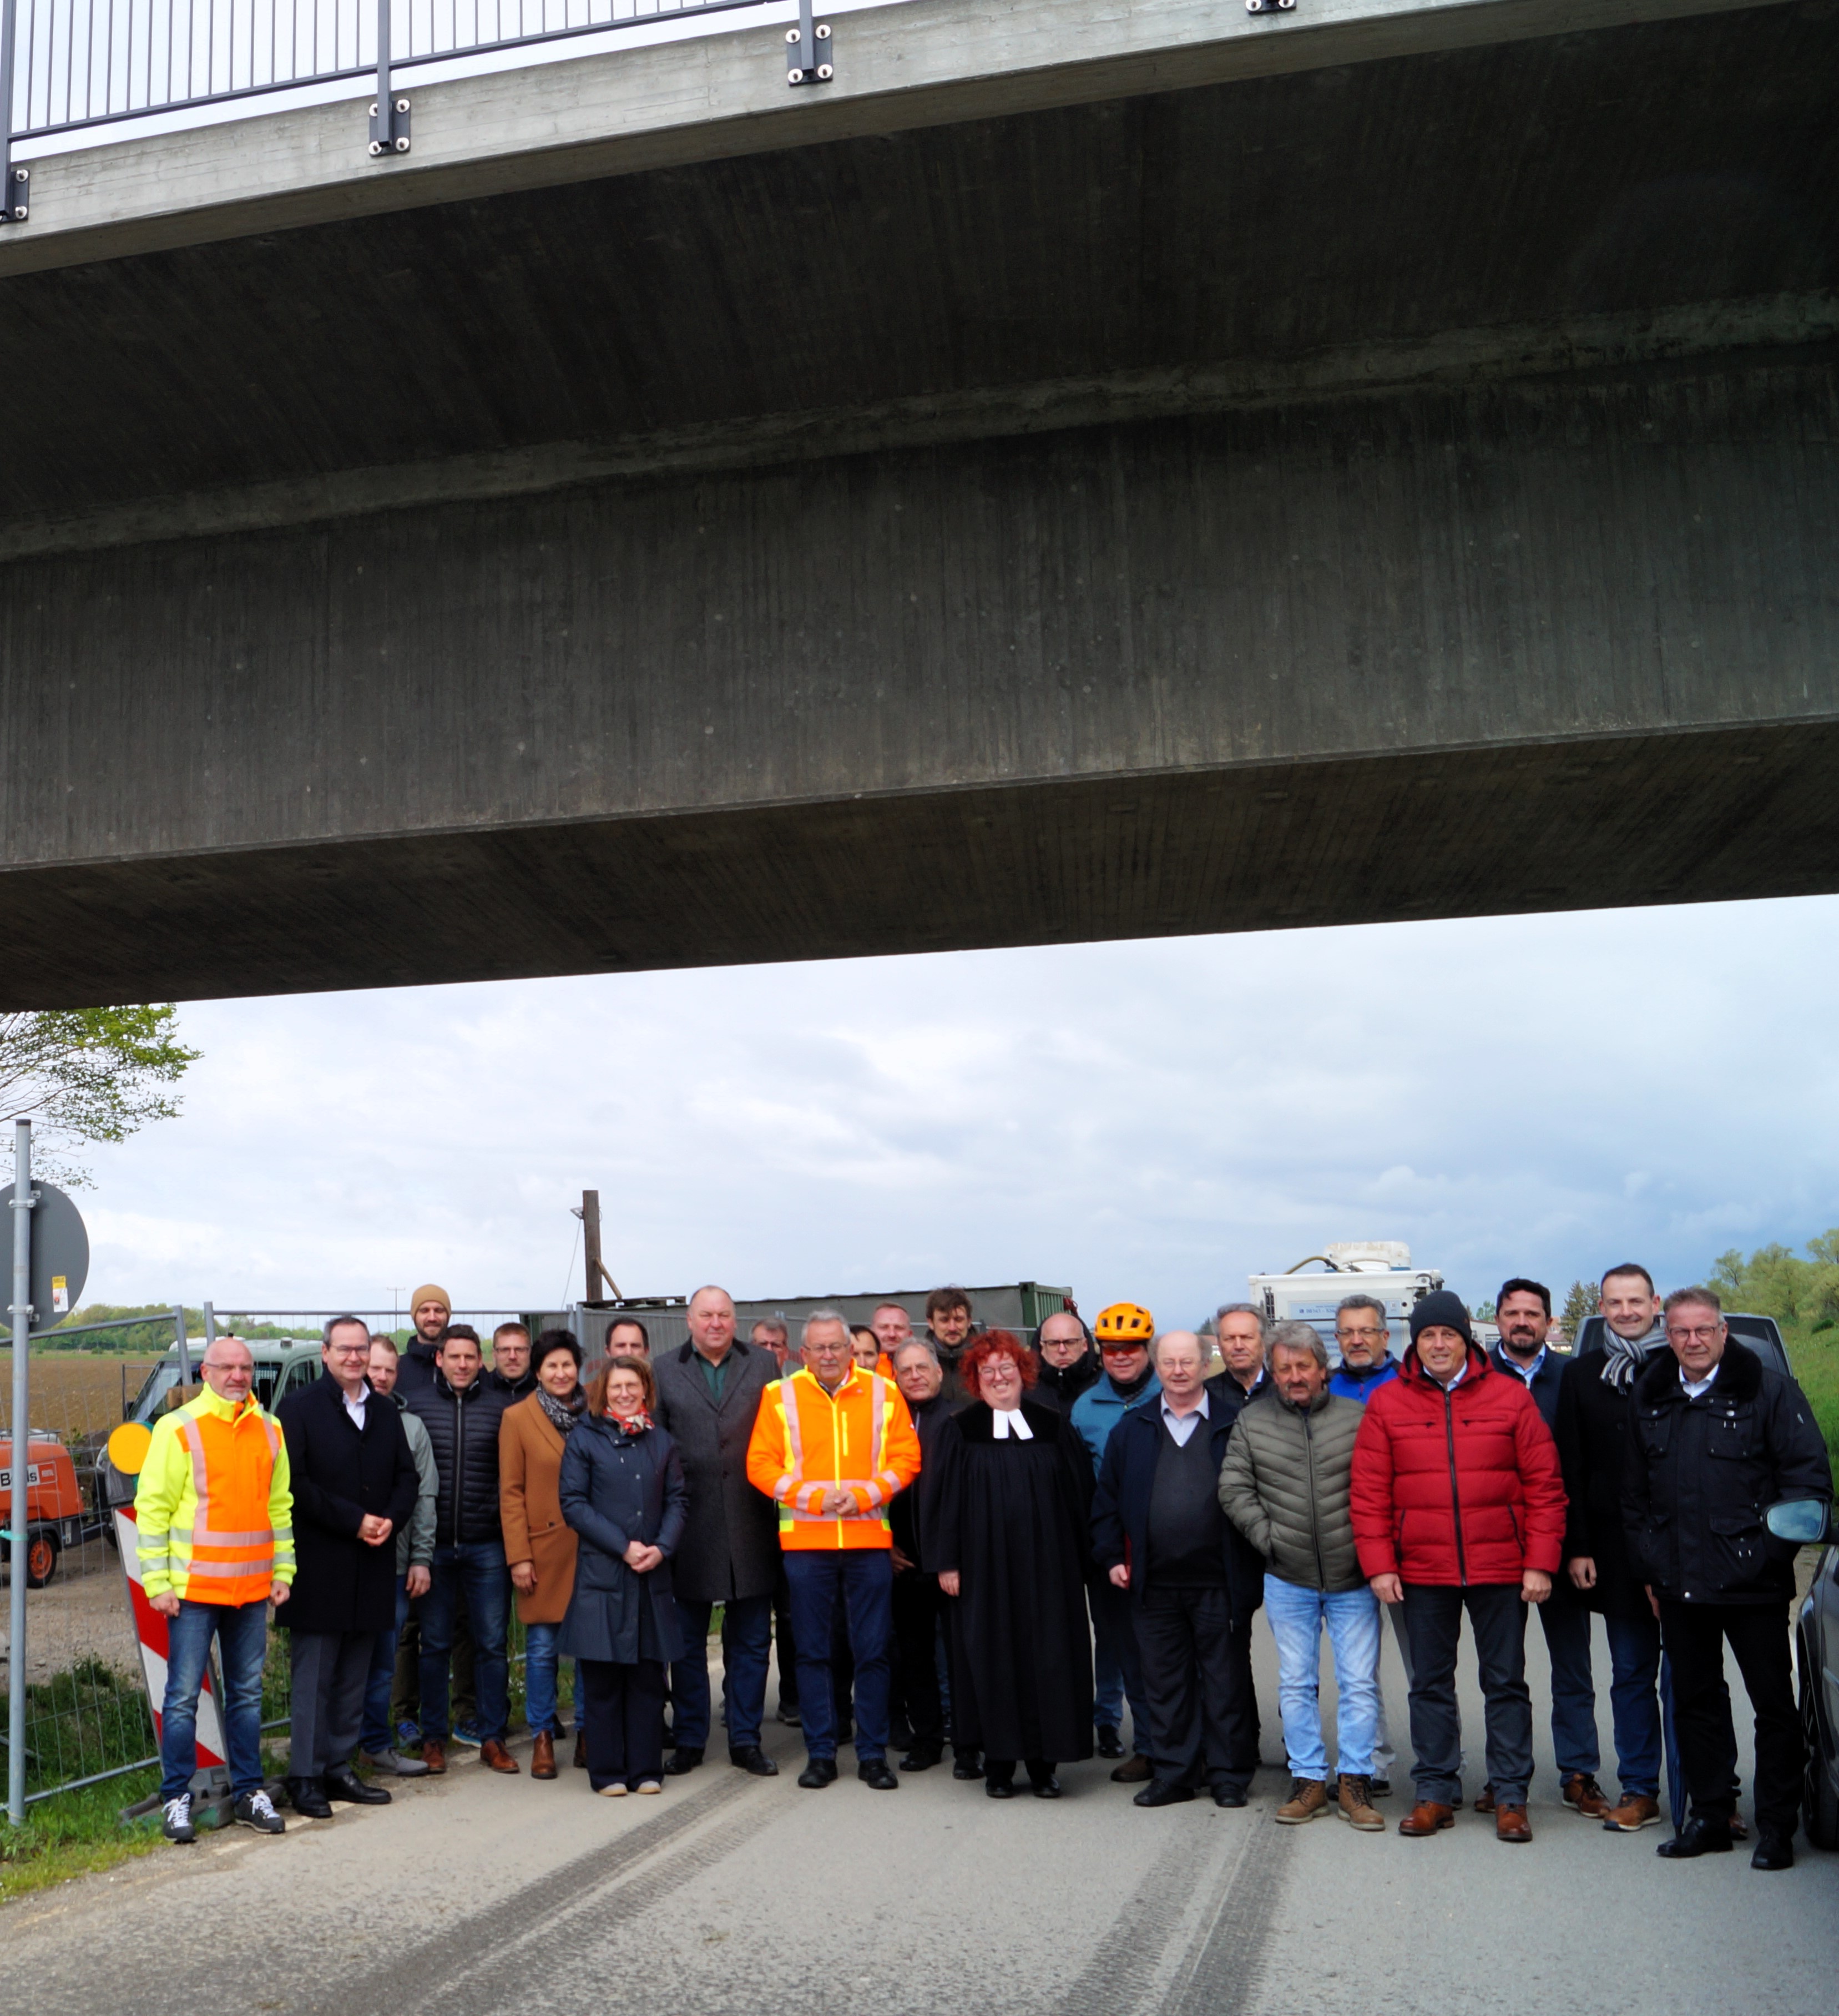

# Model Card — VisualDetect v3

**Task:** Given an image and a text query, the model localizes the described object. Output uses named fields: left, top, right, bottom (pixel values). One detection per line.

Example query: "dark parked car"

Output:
left=1798, top=1536, right=1839, bottom=1850
left=1570, top=1311, right=1792, bottom=1379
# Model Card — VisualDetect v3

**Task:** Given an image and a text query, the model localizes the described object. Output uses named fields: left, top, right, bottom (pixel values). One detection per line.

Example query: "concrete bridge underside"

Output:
left=0, top=0, right=1835, bottom=1004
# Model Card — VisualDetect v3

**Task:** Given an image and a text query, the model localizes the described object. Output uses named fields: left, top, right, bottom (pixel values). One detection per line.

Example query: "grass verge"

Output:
left=0, top=1766, right=162, bottom=1903
left=1781, top=1319, right=1839, bottom=1463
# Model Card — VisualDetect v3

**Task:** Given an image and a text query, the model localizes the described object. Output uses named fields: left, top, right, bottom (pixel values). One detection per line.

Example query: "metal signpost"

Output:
left=4, top=1118, right=92, bottom=1826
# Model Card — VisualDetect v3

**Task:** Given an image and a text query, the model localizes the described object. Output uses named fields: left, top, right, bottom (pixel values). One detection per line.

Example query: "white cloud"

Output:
left=63, top=894, right=1839, bottom=1332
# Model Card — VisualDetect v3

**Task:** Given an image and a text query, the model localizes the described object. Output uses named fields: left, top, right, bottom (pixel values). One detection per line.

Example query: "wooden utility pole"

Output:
left=582, top=1189, right=620, bottom=1303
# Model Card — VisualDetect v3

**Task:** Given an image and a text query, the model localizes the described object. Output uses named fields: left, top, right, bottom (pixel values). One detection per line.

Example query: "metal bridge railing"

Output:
left=1, top=0, right=837, bottom=215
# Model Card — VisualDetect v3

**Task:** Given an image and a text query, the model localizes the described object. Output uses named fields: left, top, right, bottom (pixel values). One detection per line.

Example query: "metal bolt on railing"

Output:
left=786, top=0, right=833, bottom=85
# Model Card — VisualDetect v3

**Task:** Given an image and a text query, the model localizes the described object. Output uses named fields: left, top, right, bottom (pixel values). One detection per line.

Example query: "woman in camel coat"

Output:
left=500, top=1329, right=586, bottom=1779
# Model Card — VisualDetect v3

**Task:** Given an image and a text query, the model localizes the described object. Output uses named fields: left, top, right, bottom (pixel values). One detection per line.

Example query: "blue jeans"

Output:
left=1262, top=1576, right=1382, bottom=1780
left=672, top=1592, right=772, bottom=1752
left=1604, top=1609, right=1664, bottom=1799
left=522, top=1621, right=582, bottom=1737
left=419, top=1541, right=510, bottom=1743
left=784, top=1551, right=894, bottom=1763
left=159, top=1597, right=269, bottom=1802
left=361, top=1576, right=412, bottom=1756
left=1539, top=1594, right=1600, bottom=1779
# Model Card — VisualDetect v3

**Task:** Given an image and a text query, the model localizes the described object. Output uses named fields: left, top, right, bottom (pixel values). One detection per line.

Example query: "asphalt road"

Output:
left=9, top=1615, right=1837, bottom=2016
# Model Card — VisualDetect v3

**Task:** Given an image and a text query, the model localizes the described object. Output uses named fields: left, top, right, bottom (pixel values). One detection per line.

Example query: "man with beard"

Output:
left=1487, top=1278, right=1609, bottom=1822
left=925, top=1288, right=977, bottom=1399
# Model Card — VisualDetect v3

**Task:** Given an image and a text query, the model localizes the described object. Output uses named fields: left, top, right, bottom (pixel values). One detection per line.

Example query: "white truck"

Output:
left=1247, top=1242, right=1498, bottom=1359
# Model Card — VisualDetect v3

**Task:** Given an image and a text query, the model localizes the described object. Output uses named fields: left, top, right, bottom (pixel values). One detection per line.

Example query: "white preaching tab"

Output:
left=991, top=1408, right=1033, bottom=1441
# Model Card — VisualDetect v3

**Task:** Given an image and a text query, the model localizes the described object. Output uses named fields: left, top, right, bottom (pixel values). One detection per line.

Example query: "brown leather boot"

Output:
left=1603, top=1792, right=1662, bottom=1832
left=1495, top=1802, right=1533, bottom=1843
left=481, top=1738, right=521, bottom=1774
left=574, top=1732, right=588, bottom=1770
left=531, top=1731, right=557, bottom=1780
left=1398, top=1801, right=1456, bottom=1837
left=1275, top=1778, right=1329, bottom=1824
left=421, top=1741, right=447, bottom=1775
left=1562, top=1772, right=1611, bottom=1820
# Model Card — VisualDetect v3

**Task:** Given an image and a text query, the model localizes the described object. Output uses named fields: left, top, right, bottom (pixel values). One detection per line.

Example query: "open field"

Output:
left=1781, top=1322, right=1839, bottom=1460
left=0, top=1355, right=156, bottom=1442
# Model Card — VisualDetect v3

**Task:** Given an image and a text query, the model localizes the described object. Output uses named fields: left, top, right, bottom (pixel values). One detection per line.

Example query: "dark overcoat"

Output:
left=276, top=1372, right=419, bottom=1635
left=556, top=1417, right=689, bottom=1666
left=651, top=1340, right=781, bottom=1604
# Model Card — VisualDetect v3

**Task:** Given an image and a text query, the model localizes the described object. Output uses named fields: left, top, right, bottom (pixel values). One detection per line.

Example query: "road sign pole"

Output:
left=8, top=1118, right=36, bottom=1827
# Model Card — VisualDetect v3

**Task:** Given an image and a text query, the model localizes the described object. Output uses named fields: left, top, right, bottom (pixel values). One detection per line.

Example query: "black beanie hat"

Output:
left=1408, top=1290, right=1476, bottom=1347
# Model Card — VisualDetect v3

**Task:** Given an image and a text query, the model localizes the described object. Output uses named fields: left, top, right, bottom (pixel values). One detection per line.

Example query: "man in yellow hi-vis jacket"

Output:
left=747, top=1311, right=920, bottom=1793
left=135, top=1335, right=295, bottom=1843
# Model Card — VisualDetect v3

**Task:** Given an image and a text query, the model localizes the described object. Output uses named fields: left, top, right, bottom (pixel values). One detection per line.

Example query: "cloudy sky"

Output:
left=69, top=893, right=1839, bottom=1332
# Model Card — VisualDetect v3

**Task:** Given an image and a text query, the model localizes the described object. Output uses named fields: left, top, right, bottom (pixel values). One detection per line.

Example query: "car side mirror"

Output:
left=1764, top=1498, right=1834, bottom=1545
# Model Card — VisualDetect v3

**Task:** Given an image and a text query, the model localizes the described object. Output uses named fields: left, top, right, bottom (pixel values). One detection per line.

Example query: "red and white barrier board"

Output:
left=113, top=1503, right=228, bottom=1766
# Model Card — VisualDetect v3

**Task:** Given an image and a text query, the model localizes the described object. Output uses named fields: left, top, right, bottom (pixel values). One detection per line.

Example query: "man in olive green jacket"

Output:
left=1217, top=1322, right=1383, bottom=1829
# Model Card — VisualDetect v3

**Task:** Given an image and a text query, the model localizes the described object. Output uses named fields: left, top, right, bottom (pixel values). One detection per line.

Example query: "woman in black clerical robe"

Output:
left=928, top=1330, right=1096, bottom=1798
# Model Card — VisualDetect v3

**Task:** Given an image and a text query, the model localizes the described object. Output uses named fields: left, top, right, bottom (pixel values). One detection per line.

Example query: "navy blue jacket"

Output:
left=1091, top=1397, right=1265, bottom=1614
left=1489, top=1345, right=1565, bottom=1433
left=557, top=1417, right=689, bottom=1666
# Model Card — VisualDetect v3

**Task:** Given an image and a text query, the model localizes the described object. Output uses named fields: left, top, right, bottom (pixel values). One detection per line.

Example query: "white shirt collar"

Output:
left=1680, top=1360, right=1721, bottom=1401
left=1161, top=1392, right=1210, bottom=1423
left=1500, top=1344, right=1548, bottom=1384
left=991, top=1407, right=1033, bottom=1440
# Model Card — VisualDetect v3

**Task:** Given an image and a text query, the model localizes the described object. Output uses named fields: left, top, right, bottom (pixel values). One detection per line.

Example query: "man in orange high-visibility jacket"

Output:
left=747, top=1309, right=921, bottom=1793
left=135, top=1335, right=295, bottom=1844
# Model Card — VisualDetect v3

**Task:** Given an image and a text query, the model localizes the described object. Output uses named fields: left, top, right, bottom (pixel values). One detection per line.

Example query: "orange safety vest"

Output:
left=169, top=1403, right=288, bottom=1606
left=746, top=1365, right=921, bottom=1551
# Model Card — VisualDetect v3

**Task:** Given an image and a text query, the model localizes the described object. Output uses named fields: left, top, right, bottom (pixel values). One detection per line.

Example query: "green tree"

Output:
left=0, top=1006, right=199, bottom=1187
left=1560, top=1279, right=1598, bottom=1333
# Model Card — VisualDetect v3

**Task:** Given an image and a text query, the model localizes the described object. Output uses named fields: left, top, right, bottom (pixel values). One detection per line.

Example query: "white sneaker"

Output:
left=161, top=1795, right=196, bottom=1843
left=233, top=1788, right=286, bottom=1834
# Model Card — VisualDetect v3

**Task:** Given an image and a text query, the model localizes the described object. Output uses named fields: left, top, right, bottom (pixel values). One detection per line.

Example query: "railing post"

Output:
left=368, top=0, right=410, bottom=159
left=785, top=0, right=832, bottom=87
left=8, top=1120, right=37, bottom=1827
left=0, top=0, right=28, bottom=224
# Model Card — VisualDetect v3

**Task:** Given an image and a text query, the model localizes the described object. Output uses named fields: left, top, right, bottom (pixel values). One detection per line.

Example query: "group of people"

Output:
left=134, top=1267, right=1832, bottom=1871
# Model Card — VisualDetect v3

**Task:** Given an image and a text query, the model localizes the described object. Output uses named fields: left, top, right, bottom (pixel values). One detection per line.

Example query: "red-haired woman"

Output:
left=929, top=1330, right=1096, bottom=1797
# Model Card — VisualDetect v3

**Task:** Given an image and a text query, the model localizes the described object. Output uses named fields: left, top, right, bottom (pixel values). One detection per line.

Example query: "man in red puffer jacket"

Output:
left=1350, top=1291, right=1567, bottom=1846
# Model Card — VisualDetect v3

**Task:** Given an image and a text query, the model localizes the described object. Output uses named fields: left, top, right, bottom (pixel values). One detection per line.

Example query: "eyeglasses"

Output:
left=1335, top=1327, right=1386, bottom=1340
left=1666, top=1325, right=1722, bottom=1344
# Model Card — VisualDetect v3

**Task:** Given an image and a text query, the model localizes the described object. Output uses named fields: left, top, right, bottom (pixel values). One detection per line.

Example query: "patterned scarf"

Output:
left=1601, top=1322, right=1663, bottom=1393
left=537, top=1385, right=585, bottom=1437
left=605, top=1407, right=654, bottom=1440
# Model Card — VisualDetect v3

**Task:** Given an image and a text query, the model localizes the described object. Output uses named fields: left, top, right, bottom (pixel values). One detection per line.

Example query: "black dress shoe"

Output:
left=952, top=1750, right=985, bottom=1781
left=286, top=1777, right=334, bottom=1819
left=1751, top=1829, right=1795, bottom=1871
left=1656, top=1815, right=1735, bottom=1859
left=796, top=1758, right=840, bottom=1789
left=729, top=1746, right=780, bottom=1777
left=322, top=1769, right=391, bottom=1806
left=986, top=1777, right=1018, bottom=1799
left=1095, top=1725, right=1125, bottom=1760
left=1030, top=1774, right=1063, bottom=1799
left=662, top=1747, right=705, bottom=1777
left=1211, top=1785, right=1249, bottom=1809
left=857, top=1760, right=900, bottom=1791
left=1134, top=1779, right=1197, bottom=1808
left=900, top=1746, right=943, bottom=1772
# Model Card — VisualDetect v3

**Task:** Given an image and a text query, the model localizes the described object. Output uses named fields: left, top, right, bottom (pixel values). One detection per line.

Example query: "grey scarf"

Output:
left=1601, top=1322, right=1663, bottom=1393
left=537, top=1385, right=586, bottom=1437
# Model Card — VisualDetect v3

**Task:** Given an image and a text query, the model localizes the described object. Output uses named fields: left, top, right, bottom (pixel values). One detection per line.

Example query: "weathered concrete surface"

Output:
left=0, top=4, right=1835, bottom=1002
left=2, top=357, right=1835, bottom=1004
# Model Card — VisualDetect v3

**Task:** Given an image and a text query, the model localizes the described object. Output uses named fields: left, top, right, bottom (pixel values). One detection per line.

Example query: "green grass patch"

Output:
left=1782, top=1318, right=1839, bottom=1465
left=0, top=1766, right=163, bottom=1903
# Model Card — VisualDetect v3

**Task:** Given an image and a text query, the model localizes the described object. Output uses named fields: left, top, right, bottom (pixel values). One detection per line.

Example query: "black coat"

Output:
left=890, top=1387, right=957, bottom=1570
left=1554, top=1348, right=1648, bottom=1619
left=1032, top=1352, right=1102, bottom=1416
left=557, top=1417, right=689, bottom=1666
left=1093, top=1397, right=1266, bottom=1615
left=1623, top=1338, right=1833, bottom=1606
left=276, top=1373, right=420, bottom=1635
left=651, top=1340, right=781, bottom=1605
left=393, top=1338, right=442, bottom=1400
left=928, top=1400, right=1095, bottom=1763
left=403, top=1370, right=510, bottom=1548
left=1495, top=1345, right=1587, bottom=1614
